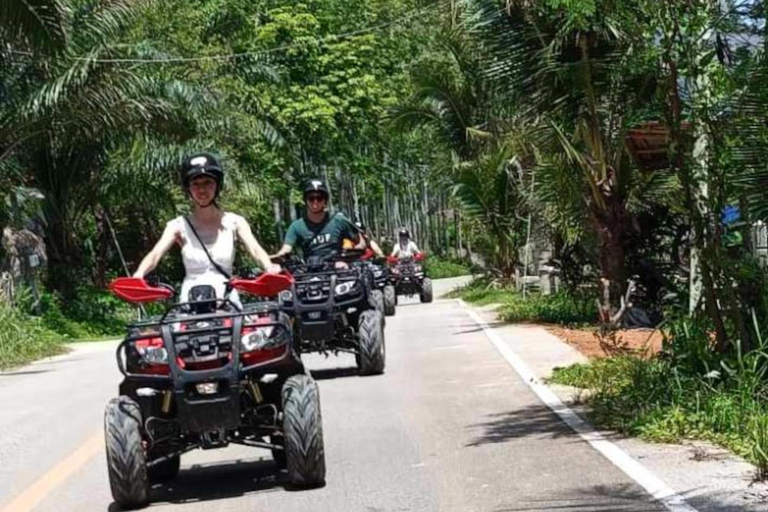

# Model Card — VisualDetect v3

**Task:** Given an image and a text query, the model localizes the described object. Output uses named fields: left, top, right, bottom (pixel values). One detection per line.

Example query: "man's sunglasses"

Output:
left=306, top=194, right=326, bottom=202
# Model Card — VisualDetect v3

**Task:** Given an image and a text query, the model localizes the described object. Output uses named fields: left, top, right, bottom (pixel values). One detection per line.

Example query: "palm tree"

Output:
left=453, top=143, right=527, bottom=280
left=1, top=0, right=212, bottom=294
left=388, top=27, right=491, bottom=160
left=466, top=0, right=661, bottom=314
left=0, top=0, right=66, bottom=52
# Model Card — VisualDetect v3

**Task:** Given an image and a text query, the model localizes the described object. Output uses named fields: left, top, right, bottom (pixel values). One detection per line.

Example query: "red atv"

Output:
left=105, top=273, right=324, bottom=509
left=387, top=253, right=433, bottom=303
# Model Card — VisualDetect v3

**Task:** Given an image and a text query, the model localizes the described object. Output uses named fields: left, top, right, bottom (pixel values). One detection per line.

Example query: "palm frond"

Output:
left=0, top=0, right=67, bottom=52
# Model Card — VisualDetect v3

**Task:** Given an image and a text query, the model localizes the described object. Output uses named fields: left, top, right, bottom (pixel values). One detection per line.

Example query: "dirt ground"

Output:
left=545, top=325, right=664, bottom=359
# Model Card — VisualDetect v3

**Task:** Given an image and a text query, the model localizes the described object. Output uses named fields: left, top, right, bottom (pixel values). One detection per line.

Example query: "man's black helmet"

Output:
left=303, top=178, right=330, bottom=201
left=181, top=153, right=224, bottom=192
left=399, top=228, right=410, bottom=238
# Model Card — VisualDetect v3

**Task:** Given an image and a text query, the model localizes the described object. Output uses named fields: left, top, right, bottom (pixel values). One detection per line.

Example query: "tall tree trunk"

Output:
left=592, top=199, right=628, bottom=319
left=93, top=204, right=109, bottom=289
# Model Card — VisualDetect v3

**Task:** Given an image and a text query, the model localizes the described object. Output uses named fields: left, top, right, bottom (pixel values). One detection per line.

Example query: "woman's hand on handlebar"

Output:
left=265, top=263, right=282, bottom=275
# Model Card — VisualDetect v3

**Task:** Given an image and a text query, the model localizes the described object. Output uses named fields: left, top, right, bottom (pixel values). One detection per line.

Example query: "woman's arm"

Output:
left=133, top=222, right=179, bottom=278
left=236, top=217, right=281, bottom=273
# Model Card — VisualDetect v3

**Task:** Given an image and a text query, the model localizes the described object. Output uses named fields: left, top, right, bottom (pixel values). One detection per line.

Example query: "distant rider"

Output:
left=132, top=153, right=279, bottom=301
left=390, top=228, right=422, bottom=259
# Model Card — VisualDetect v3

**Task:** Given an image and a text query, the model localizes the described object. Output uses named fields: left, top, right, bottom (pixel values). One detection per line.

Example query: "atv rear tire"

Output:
left=357, top=310, right=385, bottom=375
left=148, top=454, right=180, bottom=484
left=105, top=396, right=149, bottom=509
left=282, top=375, right=325, bottom=487
left=383, top=285, right=396, bottom=316
left=369, top=289, right=385, bottom=325
left=420, top=278, right=433, bottom=303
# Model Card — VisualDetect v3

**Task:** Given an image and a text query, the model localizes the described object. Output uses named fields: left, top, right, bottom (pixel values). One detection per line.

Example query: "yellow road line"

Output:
left=0, top=430, right=103, bottom=512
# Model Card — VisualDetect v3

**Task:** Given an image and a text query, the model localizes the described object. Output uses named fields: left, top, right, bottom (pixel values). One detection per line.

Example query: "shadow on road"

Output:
left=310, top=366, right=359, bottom=380
left=108, top=458, right=294, bottom=509
left=465, top=403, right=576, bottom=446
left=451, top=321, right=506, bottom=336
left=494, top=482, right=666, bottom=511
left=0, top=369, right=51, bottom=377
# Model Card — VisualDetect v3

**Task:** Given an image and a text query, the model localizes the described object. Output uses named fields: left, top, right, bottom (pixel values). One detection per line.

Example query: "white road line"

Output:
left=458, top=299, right=700, bottom=512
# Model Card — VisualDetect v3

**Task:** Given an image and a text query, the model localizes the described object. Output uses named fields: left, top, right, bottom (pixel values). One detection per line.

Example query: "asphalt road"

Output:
left=0, top=277, right=667, bottom=512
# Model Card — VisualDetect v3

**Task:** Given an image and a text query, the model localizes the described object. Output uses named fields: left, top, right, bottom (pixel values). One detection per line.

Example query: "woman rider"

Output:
left=132, top=153, right=280, bottom=302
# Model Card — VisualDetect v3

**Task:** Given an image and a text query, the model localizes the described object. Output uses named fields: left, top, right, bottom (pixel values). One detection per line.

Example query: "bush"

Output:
left=451, top=279, right=596, bottom=325
left=446, top=278, right=516, bottom=304
left=0, top=302, right=64, bottom=369
left=18, top=284, right=134, bottom=340
left=58, top=285, right=135, bottom=336
left=499, top=293, right=597, bottom=325
left=423, top=256, right=471, bottom=279
left=550, top=355, right=768, bottom=476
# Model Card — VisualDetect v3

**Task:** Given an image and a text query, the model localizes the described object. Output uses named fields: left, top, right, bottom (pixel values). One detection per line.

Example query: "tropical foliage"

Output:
left=4, top=0, right=768, bottom=420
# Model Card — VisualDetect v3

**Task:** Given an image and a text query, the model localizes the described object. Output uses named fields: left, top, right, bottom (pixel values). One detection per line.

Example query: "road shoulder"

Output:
left=459, top=300, right=768, bottom=512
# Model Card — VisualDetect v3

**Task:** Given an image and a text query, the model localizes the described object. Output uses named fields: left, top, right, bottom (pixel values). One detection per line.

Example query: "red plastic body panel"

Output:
left=109, top=278, right=173, bottom=303
left=230, top=273, right=294, bottom=297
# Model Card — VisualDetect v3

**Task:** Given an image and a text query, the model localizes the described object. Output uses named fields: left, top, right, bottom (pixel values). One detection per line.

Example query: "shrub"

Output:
left=0, top=302, right=64, bottom=369
left=423, top=256, right=471, bottom=279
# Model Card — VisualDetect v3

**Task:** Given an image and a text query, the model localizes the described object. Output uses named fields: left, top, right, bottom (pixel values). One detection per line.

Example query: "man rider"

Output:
left=272, top=179, right=365, bottom=261
left=390, top=228, right=422, bottom=259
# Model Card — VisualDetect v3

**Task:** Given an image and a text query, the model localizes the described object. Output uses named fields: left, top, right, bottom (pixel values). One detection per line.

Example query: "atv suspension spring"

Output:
left=248, top=380, right=263, bottom=404
left=161, top=390, right=173, bottom=414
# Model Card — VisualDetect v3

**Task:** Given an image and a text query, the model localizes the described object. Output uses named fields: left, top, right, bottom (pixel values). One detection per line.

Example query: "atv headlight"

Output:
left=279, top=289, right=293, bottom=301
left=241, top=326, right=275, bottom=352
left=373, top=270, right=383, bottom=278
left=335, top=281, right=356, bottom=296
left=135, top=337, right=168, bottom=364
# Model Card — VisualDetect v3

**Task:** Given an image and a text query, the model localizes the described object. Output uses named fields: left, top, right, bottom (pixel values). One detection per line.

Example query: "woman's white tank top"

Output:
left=171, top=213, right=241, bottom=301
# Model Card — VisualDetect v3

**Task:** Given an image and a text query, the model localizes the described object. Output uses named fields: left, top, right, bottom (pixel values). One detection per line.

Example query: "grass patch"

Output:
left=449, top=278, right=596, bottom=325
left=446, top=278, right=515, bottom=304
left=424, top=256, right=472, bottom=279
left=0, top=303, right=66, bottom=370
left=550, top=356, right=768, bottom=476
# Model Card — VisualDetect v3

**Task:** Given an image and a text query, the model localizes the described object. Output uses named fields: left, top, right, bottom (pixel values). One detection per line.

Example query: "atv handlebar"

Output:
left=109, top=272, right=294, bottom=304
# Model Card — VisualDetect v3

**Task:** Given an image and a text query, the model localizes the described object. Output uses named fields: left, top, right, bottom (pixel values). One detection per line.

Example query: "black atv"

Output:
left=363, top=256, right=396, bottom=316
left=277, top=251, right=386, bottom=375
left=105, top=274, right=325, bottom=509
left=388, top=253, right=433, bottom=303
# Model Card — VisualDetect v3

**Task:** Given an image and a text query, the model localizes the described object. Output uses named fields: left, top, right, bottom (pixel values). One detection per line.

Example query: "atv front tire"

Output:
left=282, top=375, right=325, bottom=487
left=369, top=289, right=385, bottom=325
left=383, top=285, right=396, bottom=316
left=357, top=310, right=385, bottom=375
left=105, top=396, right=149, bottom=509
left=420, top=278, right=433, bottom=303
